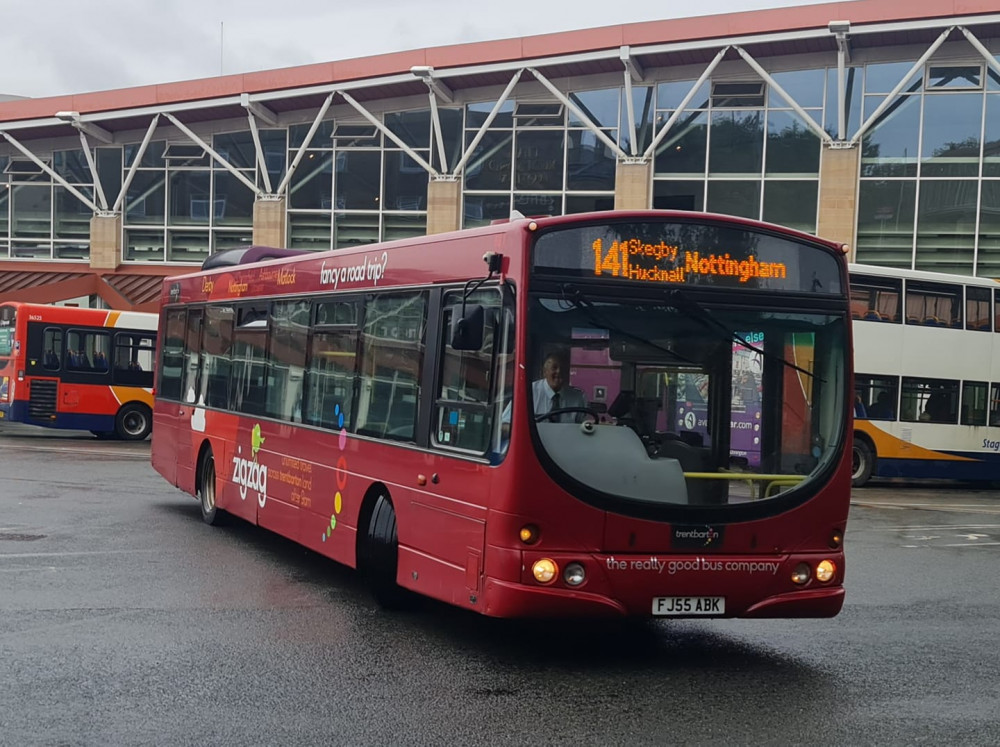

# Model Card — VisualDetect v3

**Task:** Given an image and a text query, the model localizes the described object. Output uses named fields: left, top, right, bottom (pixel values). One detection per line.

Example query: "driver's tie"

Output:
left=550, top=392, right=560, bottom=422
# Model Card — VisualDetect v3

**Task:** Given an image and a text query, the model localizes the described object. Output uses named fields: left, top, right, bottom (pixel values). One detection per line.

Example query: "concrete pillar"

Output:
left=817, top=145, right=860, bottom=259
left=427, top=178, right=462, bottom=235
left=614, top=160, right=652, bottom=210
left=253, top=197, right=286, bottom=248
left=89, top=213, right=121, bottom=270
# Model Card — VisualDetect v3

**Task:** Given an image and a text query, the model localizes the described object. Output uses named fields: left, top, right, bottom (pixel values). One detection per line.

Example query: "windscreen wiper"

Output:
left=560, top=285, right=700, bottom=367
left=666, top=287, right=821, bottom=381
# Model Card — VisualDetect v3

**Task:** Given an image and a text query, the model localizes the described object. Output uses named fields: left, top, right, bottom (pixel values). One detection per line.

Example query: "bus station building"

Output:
left=0, top=0, right=998, bottom=309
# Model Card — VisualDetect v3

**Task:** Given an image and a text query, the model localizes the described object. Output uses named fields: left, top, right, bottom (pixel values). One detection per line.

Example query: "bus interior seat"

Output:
left=608, top=390, right=635, bottom=419
left=678, top=430, right=704, bottom=447
left=863, top=310, right=883, bottom=321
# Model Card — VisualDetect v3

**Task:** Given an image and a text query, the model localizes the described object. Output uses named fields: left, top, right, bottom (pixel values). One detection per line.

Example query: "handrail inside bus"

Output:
left=682, top=472, right=806, bottom=500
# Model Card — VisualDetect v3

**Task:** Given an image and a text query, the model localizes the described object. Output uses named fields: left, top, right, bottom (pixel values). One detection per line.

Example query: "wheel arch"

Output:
left=115, top=400, right=153, bottom=440
left=194, top=438, right=215, bottom=497
left=852, top=430, right=877, bottom=486
left=355, top=481, right=392, bottom=571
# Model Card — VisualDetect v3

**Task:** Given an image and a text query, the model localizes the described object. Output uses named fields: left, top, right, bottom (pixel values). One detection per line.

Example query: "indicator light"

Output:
left=519, top=524, right=540, bottom=545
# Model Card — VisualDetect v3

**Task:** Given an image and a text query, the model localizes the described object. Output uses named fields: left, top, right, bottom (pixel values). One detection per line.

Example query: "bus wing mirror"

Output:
left=450, top=304, right=485, bottom=351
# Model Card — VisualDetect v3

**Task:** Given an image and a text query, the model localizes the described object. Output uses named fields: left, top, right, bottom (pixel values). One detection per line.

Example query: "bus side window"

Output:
left=43, top=327, right=63, bottom=371
left=356, top=292, right=427, bottom=442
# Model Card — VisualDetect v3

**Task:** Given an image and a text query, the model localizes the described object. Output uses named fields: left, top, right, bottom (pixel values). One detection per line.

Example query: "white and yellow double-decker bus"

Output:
left=850, top=263, right=1000, bottom=486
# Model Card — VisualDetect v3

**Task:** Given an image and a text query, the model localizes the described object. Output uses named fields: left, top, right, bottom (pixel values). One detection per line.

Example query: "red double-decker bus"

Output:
left=0, top=302, right=157, bottom=439
left=151, top=211, right=852, bottom=618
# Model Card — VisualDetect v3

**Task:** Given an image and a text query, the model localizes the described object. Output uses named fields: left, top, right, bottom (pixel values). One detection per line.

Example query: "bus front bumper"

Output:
left=480, top=577, right=845, bottom=619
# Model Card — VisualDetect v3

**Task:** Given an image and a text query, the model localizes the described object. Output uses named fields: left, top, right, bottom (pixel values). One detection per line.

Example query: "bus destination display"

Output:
left=592, top=237, right=787, bottom=284
left=532, top=221, right=842, bottom=295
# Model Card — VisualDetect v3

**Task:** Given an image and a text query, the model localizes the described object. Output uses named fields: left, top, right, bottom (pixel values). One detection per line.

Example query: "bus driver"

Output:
left=531, top=350, right=586, bottom=423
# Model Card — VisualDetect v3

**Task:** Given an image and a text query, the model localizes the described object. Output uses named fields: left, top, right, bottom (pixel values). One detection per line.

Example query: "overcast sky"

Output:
left=0, top=0, right=830, bottom=99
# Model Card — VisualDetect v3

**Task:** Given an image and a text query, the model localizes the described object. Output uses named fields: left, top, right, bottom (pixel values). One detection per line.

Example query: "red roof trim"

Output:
left=0, top=0, right=994, bottom=122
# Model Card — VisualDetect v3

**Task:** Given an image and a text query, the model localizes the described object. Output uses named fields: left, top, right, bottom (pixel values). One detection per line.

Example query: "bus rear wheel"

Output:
left=361, top=494, right=409, bottom=609
left=115, top=403, right=152, bottom=441
left=852, top=438, right=875, bottom=488
left=198, top=448, right=224, bottom=526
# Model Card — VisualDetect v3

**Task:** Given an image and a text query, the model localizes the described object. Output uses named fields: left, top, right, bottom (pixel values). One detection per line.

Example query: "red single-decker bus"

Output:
left=151, top=211, right=852, bottom=618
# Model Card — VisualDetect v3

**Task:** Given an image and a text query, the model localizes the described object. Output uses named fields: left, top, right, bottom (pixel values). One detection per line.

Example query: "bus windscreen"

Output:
left=532, top=221, right=843, bottom=294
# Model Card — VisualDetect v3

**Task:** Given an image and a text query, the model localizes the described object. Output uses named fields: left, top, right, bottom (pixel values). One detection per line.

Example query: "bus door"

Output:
left=23, top=323, right=68, bottom=427
left=174, top=308, right=205, bottom=493
left=153, top=308, right=188, bottom=486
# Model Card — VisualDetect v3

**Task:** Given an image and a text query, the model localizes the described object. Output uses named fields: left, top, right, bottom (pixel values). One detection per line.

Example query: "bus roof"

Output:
left=166, top=209, right=847, bottom=286
left=849, top=263, right=1000, bottom=288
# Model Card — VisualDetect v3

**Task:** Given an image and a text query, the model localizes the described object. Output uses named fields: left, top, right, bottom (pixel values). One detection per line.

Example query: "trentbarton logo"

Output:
left=232, top=423, right=268, bottom=508
left=672, top=524, right=724, bottom=550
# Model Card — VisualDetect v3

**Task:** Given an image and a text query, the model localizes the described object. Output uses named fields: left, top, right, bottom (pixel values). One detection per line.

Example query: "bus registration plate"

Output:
left=652, top=596, right=725, bottom=615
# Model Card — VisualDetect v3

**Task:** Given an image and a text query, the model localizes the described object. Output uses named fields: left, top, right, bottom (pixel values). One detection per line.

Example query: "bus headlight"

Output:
left=815, top=560, right=836, bottom=583
left=532, top=558, right=558, bottom=584
left=791, top=563, right=811, bottom=585
left=563, top=562, right=586, bottom=586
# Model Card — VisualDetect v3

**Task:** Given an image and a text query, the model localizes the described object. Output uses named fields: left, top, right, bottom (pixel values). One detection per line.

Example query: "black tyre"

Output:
left=198, top=448, right=224, bottom=526
left=115, top=402, right=152, bottom=441
left=362, top=495, right=409, bottom=609
left=852, top=437, right=875, bottom=488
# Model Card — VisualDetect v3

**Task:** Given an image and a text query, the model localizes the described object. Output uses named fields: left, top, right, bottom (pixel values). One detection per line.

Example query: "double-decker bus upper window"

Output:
left=202, top=306, right=234, bottom=408
left=905, top=280, right=961, bottom=328
left=159, top=309, right=186, bottom=401
left=356, top=292, right=427, bottom=441
left=435, top=288, right=502, bottom=454
left=266, top=300, right=309, bottom=422
left=965, top=286, right=991, bottom=331
left=849, top=274, right=901, bottom=322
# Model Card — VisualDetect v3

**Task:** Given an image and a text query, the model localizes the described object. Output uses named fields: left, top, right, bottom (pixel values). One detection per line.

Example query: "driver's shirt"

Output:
left=532, top=378, right=587, bottom=423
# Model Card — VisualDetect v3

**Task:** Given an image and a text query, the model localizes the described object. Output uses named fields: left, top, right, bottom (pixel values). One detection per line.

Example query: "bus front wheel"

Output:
left=361, top=494, right=409, bottom=609
left=115, top=403, right=152, bottom=441
left=852, top=438, right=875, bottom=488
left=198, top=448, right=224, bottom=526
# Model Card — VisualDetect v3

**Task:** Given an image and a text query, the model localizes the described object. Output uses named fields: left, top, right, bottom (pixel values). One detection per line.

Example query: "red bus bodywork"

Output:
left=151, top=211, right=852, bottom=619
left=0, top=302, right=157, bottom=439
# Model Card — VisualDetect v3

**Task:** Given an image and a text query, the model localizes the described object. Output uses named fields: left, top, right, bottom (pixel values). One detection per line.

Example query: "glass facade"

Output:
left=0, top=150, right=93, bottom=261
left=652, top=71, right=823, bottom=233
left=285, top=111, right=437, bottom=251
left=121, top=131, right=272, bottom=262
left=1, top=35, right=1000, bottom=281
left=856, top=61, right=1000, bottom=275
